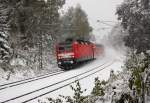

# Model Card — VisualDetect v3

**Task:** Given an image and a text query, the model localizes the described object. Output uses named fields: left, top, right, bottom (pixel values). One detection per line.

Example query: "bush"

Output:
left=91, top=77, right=105, bottom=96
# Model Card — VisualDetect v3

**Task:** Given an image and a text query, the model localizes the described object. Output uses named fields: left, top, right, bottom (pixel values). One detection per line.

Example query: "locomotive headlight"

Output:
left=70, top=61, right=74, bottom=64
left=58, top=62, right=61, bottom=65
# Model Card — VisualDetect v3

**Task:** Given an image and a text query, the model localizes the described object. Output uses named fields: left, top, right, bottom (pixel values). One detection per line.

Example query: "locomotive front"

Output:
left=56, top=42, right=75, bottom=69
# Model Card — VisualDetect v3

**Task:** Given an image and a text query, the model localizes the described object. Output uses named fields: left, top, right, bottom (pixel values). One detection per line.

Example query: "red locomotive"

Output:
left=56, top=39, right=103, bottom=69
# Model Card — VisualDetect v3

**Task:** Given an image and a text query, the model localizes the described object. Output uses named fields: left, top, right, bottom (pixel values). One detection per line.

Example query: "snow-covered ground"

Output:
left=0, top=45, right=126, bottom=103
left=37, top=45, right=126, bottom=103
left=0, top=53, right=60, bottom=85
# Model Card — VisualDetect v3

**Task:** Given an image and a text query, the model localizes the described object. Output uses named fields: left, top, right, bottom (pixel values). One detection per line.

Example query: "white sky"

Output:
left=61, top=0, right=124, bottom=38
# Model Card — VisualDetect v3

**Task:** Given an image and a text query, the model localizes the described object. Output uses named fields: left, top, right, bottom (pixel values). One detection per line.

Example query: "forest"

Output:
left=0, top=0, right=92, bottom=74
left=0, top=0, right=150, bottom=103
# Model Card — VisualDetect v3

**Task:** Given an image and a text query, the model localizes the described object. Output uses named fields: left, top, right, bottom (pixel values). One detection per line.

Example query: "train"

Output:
left=56, top=38, right=104, bottom=70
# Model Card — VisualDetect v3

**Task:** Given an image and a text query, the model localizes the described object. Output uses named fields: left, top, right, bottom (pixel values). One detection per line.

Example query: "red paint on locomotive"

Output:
left=56, top=39, right=103, bottom=69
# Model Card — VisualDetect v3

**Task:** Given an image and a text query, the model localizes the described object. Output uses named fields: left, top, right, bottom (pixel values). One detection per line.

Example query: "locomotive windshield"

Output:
left=58, top=39, right=73, bottom=52
left=58, top=44, right=72, bottom=52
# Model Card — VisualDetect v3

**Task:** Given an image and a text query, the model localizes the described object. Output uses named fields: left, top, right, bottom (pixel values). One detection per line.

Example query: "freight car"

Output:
left=56, top=39, right=103, bottom=70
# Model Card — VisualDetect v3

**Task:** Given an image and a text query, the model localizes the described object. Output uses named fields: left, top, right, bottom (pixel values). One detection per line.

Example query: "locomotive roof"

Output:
left=58, top=40, right=92, bottom=45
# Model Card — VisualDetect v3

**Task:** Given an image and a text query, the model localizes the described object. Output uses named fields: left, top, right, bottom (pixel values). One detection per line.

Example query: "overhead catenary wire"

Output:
left=97, top=20, right=120, bottom=27
left=95, top=20, right=122, bottom=32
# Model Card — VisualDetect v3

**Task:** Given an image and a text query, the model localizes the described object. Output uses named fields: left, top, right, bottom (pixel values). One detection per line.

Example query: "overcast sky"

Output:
left=61, top=0, right=124, bottom=38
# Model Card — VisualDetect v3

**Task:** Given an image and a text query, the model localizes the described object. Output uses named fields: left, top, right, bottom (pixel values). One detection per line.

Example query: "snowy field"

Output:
left=0, top=45, right=126, bottom=103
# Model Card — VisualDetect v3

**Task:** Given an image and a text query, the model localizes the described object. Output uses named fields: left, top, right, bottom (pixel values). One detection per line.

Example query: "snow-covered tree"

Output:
left=0, top=0, right=12, bottom=64
left=116, top=0, right=150, bottom=53
left=0, top=0, right=66, bottom=74
left=91, top=77, right=105, bottom=96
left=124, top=50, right=150, bottom=102
left=9, top=0, right=65, bottom=49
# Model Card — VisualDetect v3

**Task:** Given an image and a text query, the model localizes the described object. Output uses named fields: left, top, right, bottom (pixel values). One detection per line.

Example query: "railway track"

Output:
left=23, top=61, right=114, bottom=103
left=0, top=60, right=96, bottom=91
left=0, top=60, right=114, bottom=103
left=0, top=70, right=65, bottom=91
left=0, top=60, right=98, bottom=91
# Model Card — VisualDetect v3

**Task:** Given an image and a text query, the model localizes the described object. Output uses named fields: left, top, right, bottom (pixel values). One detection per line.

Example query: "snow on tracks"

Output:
left=0, top=70, right=65, bottom=91
left=0, top=60, right=114, bottom=103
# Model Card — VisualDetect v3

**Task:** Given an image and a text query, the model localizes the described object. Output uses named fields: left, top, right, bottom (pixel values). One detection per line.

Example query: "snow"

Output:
left=0, top=58, right=108, bottom=102
left=10, top=58, right=26, bottom=66
left=0, top=31, right=8, bottom=38
left=0, top=44, right=127, bottom=103
left=32, top=46, right=126, bottom=103
left=0, top=37, right=7, bottom=43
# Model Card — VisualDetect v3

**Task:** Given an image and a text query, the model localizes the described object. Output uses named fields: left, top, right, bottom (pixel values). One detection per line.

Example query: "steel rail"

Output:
left=0, top=70, right=65, bottom=91
left=23, top=61, right=114, bottom=103
left=1, top=61, right=108, bottom=103
left=0, top=60, right=97, bottom=90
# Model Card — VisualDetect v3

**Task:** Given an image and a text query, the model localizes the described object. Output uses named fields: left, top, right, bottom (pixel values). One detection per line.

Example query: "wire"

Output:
left=97, top=20, right=121, bottom=27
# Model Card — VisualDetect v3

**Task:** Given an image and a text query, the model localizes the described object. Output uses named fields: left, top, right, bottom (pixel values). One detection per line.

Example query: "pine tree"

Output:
left=0, top=0, right=12, bottom=65
left=60, top=5, right=92, bottom=40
